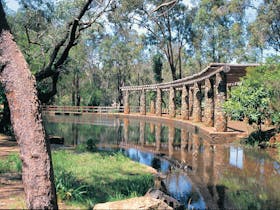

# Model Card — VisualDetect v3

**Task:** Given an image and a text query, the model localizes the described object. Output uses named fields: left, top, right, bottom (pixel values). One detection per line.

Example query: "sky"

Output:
left=5, top=0, right=19, bottom=11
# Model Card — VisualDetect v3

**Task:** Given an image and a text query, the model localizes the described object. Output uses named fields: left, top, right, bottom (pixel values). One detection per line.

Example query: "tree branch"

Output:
left=150, top=0, right=177, bottom=14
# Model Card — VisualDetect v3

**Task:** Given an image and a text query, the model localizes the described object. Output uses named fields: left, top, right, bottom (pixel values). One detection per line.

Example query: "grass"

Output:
left=52, top=149, right=154, bottom=208
left=0, top=153, right=21, bottom=173
left=0, top=149, right=154, bottom=208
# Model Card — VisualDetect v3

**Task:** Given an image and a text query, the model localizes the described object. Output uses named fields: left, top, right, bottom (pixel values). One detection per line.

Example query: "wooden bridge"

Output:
left=120, top=63, right=258, bottom=132
left=43, top=63, right=258, bottom=132
left=42, top=105, right=124, bottom=115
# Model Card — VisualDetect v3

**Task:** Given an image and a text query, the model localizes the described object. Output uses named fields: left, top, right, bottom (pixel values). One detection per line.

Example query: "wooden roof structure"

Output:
left=120, top=63, right=259, bottom=91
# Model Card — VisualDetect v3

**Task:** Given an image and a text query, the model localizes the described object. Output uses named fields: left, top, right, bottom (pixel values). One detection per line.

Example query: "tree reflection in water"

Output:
left=44, top=114, right=280, bottom=209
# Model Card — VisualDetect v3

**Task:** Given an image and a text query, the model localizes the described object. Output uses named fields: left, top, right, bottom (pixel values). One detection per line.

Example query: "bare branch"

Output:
left=25, top=26, right=42, bottom=46
left=35, top=0, right=113, bottom=102
left=150, top=0, right=177, bottom=15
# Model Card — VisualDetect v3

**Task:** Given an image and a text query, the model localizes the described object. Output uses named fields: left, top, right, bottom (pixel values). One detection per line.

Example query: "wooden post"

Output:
left=156, top=88, right=162, bottom=116
left=169, top=87, right=176, bottom=118
left=181, top=85, right=189, bottom=120
left=140, top=89, right=146, bottom=115
left=204, top=78, right=214, bottom=127
left=193, top=82, right=202, bottom=122
left=214, top=71, right=227, bottom=132
left=124, top=90, right=130, bottom=114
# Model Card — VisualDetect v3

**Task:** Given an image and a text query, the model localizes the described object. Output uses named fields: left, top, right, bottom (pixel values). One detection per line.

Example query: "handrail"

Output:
left=42, top=105, right=140, bottom=114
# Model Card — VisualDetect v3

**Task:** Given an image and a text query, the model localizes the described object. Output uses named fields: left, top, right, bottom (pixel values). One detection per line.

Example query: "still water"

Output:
left=44, top=114, right=280, bottom=210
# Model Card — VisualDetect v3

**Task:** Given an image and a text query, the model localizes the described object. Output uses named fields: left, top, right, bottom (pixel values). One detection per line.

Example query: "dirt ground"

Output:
left=0, top=135, right=74, bottom=209
left=0, top=135, right=24, bottom=209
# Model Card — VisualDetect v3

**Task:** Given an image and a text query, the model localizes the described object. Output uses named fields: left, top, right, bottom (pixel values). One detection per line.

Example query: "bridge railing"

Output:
left=42, top=105, right=141, bottom=114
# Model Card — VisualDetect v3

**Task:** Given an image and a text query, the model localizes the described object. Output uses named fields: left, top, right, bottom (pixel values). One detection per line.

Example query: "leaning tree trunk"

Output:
left=0, top=2, right=58, bottom=209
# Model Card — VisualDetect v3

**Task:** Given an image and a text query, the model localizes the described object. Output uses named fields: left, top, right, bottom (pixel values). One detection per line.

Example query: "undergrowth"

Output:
left=52, top=150, right=154, bottom=208
left=0, top=153, right=21, bottom=173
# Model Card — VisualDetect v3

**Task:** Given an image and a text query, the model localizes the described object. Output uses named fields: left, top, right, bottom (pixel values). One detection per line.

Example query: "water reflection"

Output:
left=229, top=146, right=243, bottom=169
left=44, top=114, right=280, bottom=210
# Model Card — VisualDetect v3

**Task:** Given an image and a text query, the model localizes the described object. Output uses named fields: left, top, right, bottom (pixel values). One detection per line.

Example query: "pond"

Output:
left=44, top=114, right=280, bottom=210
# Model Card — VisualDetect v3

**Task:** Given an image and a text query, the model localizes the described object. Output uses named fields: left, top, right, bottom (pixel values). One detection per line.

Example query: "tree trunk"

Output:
left=0, top=2, right=58, bottom=209
left=72, top=74, right=76, bottom=106
left=76, top=72, right=80, bottom=106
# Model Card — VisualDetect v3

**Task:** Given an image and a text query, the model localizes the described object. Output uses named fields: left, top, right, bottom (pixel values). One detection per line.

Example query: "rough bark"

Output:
left=168, top=87, right=176, bottom=118
left=193, top=82, right=202, bottom=122
left=140, top=89, right=146, bottom=115
left=156, top=88, right=162, bottom=116
left=0, top=2, right=57, bottom=209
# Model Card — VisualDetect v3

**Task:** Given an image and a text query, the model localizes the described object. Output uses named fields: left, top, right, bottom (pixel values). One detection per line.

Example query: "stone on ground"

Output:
left=93, top=196, right=173, bottom=210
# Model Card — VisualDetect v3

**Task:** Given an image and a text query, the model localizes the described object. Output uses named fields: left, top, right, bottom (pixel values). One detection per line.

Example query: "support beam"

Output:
left=189, top=88, right=193, bottom=118
left=193, top=83, right=202, bottom=122
left=204, top=78, right=214, bottom=127
left=140, top=89, right=146, bottom=115
left=181, top=85, right=189, bottom=120
left=214, top=71, right=227, bottom=131
left=156, top=88, right=162, bottom=116
left=124, top=90, right=130, bottom=114
left=169, top=87, right=176, bottom=118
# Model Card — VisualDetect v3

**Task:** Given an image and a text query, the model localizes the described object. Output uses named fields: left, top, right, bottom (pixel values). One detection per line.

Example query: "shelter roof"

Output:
left=120, top=63, right=259, bottom=91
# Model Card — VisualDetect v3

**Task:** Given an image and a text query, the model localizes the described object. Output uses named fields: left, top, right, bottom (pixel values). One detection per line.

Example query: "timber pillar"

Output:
left=156, top=88, right=162, bottom=116
left=124, top=90, right=130, bottom=114
left=204, top=78, right=214, bottom=127
left=214, top=71, right=227, bottom=131
left=181, top=85, right=189, bottom=120
left=169, top=87, right=176, bottom=118
left=140, top=89, right=146, bottom=115
left=189, top=88, right=193, bottom=118
left=193, top=83, right=202, bottom=122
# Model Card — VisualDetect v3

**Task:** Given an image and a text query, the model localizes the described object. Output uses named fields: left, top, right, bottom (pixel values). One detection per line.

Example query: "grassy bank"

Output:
left=0, top=149, right=154, bottom=209
left=52, top=149, right=154, bottom=208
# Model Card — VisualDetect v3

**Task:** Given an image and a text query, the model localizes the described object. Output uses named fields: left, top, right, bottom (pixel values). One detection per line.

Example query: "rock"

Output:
left=146, top=189, right=184, bottom=210
left=269, top=133, right=280, bottom=148
left=93, top=196, right=173, bottom=210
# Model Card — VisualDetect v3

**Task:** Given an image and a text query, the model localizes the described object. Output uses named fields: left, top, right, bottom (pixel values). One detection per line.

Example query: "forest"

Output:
left=1, top=0, right=279, bottom=108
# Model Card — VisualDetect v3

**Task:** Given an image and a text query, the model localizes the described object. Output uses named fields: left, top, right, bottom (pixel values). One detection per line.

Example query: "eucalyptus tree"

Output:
left=191, top=0, right=249, bottom=67
left=0, top=1, right=57, bottom=208
left=98, top=28, right=151, bottom=106
left=11, top=0, right=113, bottom=104
left=139, top=0, right=193, bottom=80
left=249, top=0, right=280, bottom=54
left=111, top=0, right=193, bottom=80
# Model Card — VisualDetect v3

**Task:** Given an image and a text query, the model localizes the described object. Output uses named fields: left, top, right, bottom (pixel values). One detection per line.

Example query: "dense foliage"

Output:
left=224, top=58, right=280, bottom=130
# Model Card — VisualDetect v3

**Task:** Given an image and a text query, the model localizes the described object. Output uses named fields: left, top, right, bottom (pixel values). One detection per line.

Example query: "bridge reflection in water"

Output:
left=44, top=114, right=280, bottom=210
